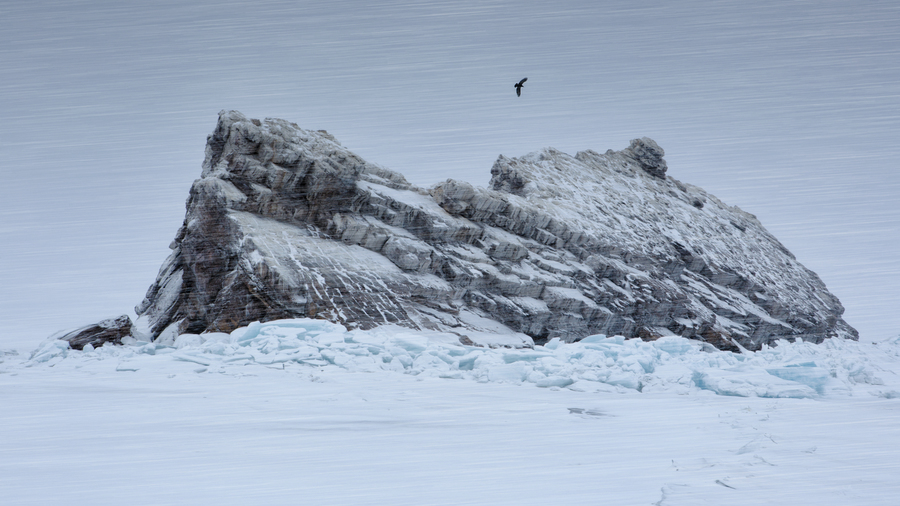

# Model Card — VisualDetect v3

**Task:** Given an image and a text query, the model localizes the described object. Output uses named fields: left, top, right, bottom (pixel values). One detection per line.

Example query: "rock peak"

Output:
left=623, top=137, right=667, bottom=178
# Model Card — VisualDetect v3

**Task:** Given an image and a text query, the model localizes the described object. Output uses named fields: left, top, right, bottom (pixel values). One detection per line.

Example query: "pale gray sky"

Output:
left=2, top=0, right=898, bottom=346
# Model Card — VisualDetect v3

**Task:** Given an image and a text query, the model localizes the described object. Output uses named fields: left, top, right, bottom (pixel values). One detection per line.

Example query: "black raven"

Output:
left=514, top=77, right=527, bottom=97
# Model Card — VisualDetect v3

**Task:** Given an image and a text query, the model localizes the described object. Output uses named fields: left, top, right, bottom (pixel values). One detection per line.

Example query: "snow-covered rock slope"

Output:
left=117, top=110, right=856, bottom=351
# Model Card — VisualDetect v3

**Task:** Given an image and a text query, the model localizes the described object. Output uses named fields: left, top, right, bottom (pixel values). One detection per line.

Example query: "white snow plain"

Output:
left=3, top=320, right=899, bottom=505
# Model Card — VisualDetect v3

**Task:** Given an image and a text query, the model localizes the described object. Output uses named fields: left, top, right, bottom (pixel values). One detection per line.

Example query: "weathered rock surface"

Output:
left=113, top=110, right=859, bottom=350
left=59, top=315, right=133, bottom=350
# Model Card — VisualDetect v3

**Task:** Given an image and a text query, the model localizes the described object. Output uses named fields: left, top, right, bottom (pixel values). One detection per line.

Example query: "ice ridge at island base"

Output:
left=58, top=110, right=856, bottom=352
left=31, top=318, right=899, bottom=400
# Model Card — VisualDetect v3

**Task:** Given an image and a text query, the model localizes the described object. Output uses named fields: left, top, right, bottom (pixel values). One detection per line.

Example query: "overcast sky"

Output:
left=2, top=0, right=898, bottom=346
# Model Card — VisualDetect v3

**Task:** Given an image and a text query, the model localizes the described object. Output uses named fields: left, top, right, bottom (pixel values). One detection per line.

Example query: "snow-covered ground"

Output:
left=3, top=320, right=899, bottom=505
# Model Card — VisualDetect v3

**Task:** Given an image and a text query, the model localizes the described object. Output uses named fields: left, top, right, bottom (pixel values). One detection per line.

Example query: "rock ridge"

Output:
left=66, top=110, right=857, bottom=351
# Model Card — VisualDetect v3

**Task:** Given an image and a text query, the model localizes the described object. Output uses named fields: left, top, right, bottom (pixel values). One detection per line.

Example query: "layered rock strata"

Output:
left=119, top=111, right=858, bottom=350
left=59, top=315, right=134, bottom=350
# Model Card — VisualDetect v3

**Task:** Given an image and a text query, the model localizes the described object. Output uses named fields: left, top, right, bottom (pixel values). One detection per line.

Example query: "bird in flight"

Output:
left=514, top=77, right=527, bottom=97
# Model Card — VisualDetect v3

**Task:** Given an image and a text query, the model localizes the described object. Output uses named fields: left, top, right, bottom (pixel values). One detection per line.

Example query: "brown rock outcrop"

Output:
left=59, top=315, right=134, bottom=350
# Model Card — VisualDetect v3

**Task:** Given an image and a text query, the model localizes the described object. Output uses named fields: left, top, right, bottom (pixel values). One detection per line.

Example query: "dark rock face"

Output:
left=124, top=110, right=857, bottom=350
left=623, top=137, right=667, bottom=179
left=59, top=315, right=133, bottom=350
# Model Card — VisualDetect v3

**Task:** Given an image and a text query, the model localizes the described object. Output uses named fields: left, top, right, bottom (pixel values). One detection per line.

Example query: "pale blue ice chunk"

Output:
left=320, top=349, right=352, bottom=367
left=232, top=321, right=263, bottom=344
left=603, top=371, right=641, bottom=390
left=313, top=332, right=346, bottom=345
left=345, top=332, right=388, bottom=346
left=349, top=354, right=383, bottom=373
left=578, top=334, right=613, bottom=344
left=765, top=364, right=830, bottom=394
left=28, top=340, right=70, bottom=364
left=487, top=363, right=528, bottom=383
left=537, top=356, right=568, bottom=374
left=653, top=336, right=695, bottom=355
left=457, top=352, right=480, bottom=371
left=386, top=357, right=406, bottom=371
left=501, top=350, right=552, bottom=363
left=390, top=335, right=429, bottom=353
left=543, top=337, right=562, bottom=350
left=535, top=376, right=575, bottom=388
left=263, top=318, right=343, bottom=332
left=437, top=345, right=470, bottom=357
left=344, top=346, right=373, bottom=357
left=389, top=350, right=414, bottom=368
left=426, top=349, right=456, bottom=365
left=635, top=355, right=656, bottom=374
left=412, top=353, right=452, bottom=374
left=201, top=332, right=232, bottom=344
left=693, top=367, right=818, bottom=398
left=233, top=319, right=346, bottom=345
left=174, top=334, right=202, bottom=349
left=200, top=341, right=229, bottom=356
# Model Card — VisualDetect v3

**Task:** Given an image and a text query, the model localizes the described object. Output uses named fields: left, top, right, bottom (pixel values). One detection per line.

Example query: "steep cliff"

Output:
left=118, top=110, right=857, bottom=351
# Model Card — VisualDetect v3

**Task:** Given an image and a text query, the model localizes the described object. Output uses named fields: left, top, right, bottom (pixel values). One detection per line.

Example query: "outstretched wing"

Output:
left=515, top=77, right=527, bottom=96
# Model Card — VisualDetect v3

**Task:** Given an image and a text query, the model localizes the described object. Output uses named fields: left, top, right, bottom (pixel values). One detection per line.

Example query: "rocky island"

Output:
left=59, top=110, right=857, bottom=351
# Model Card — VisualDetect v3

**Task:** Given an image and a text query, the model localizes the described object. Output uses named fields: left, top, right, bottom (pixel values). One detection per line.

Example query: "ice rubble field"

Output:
left=27, top=319, right=900, bottom=399
left=3, top=320, right=900, bottom=505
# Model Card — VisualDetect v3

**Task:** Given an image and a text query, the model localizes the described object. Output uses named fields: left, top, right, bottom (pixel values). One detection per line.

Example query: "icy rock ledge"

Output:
left=57, top=315, right=133, bottom=350
left=63, top=110, right=856, bottom=351
left=30, top=319, right=900, bottom=399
